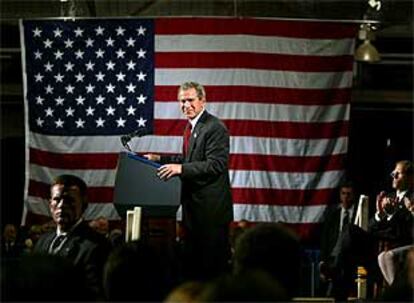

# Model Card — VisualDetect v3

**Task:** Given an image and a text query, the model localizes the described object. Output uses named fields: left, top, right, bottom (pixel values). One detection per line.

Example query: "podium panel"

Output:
left=113, top=152, right=181, bottom=217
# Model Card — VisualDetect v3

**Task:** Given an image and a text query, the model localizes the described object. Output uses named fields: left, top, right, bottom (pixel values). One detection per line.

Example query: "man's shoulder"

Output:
left=203, top=111, right=227, bottom=129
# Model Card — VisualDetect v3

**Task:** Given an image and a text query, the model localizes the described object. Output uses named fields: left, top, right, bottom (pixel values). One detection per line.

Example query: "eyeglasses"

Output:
left=390, top=171, right=403, bottom=179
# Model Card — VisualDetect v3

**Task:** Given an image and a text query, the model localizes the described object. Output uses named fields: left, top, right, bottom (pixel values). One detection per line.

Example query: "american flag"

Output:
left=20, top=18, right=357, bottom=239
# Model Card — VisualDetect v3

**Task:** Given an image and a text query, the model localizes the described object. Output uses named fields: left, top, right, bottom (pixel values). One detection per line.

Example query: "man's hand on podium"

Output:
left=143, top=154, right=160, bottom=162
left=158, top=164, right=182, bottom=180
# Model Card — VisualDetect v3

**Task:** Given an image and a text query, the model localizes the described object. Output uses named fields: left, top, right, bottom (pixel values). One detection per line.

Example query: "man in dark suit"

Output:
left=144, top=82, right=233, bottom=281
left=33, top=175, right=109, bottom=300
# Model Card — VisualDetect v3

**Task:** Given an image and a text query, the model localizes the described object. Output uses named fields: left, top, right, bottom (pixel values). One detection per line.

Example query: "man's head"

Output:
left=49, top=175, right=88, bottom=232
left=178, top=82, right=206, bottom=120
left=391, top=160, right=413, bottom=191
left=339, top=180, right=355, bottom=209
left=3, top=224, right=17, bottom=242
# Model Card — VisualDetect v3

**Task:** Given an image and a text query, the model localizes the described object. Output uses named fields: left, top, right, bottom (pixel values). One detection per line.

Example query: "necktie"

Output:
left=183, top=122, right=192, bottom=156
left=50, top=235, right=66, bottom=253
left=342, top=210, right=349, bottom=231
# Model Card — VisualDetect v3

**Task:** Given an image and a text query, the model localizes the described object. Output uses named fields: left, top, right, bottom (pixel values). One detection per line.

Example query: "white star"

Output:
left=74, top=27, right=84, bottom=37
left=96, top=117, right=105, bottom=127
left=126, top=37, right=136, bottom=47
left=116, top=72, right=126, bottom=82
left=136, top=94, right=147, bottom=104
left=116, top=94, right=126, bottom=104
left=95, top=26, right=105, bottom=35
left=32, top=27, right=42, bottom=37
left=105, top=37, right=115, bottom=47
left=75, top=49, right=84, bottom=59
left=85, top=84, right=95, bottom=94
left=64, top=38, right=74, bottom=48
left=45, top=85, right=54, bottom=94
left=136, top=71, right=147, bottom=81
left=34, top=73, right=44, bottom=82
left=55, top=96, right=65, bottom=106
left=35, top=96, right=44, bottom=105
left=95, top=71, right=105, bottom=82
left=76, top=95, right=85, bottom=105
left=45, top=107, right=54, bottom=117
left=106, top=83, right=115, bottom=93
left=136, top=116, right=147, bottom=127
left=54, top=50, right=64, bottom=60
left=53, top=28, right=63, bottom=38
left=75, top=72, right=85, bottom=82
left=126, top=105, right=136, bottom=116
left=85, top=61, right=95, bottom=71
left=65, top=84, right=75, bottom=94
left=136, top=48, right=146, bottom=59
left=85, top=106, right=95, bottom=116
left=85, top=37, right=94, bottom=47
left=34, top=50, right=42, bottom=59
left=44, top=61, right=54, bottom=72
left=116, top=48, right=125, bottom=58
left=136, top=26, right=146, bottom=36
left=55, top=118, right=64, bottom=128
left=105, top=106, right=115, bottom=116
left=95, top=48, right=105, bottom=58
left=115, top=26, right=125, bottom=36
left=106, top=61, right=115, bottom=70
left=54, top=73, right=64, bottom=82
left=75, top=118, right=85, bottom=128
left=116, top=117, right=126, bottom=127
left=126, top=60, right=136, bottom=70
left=65, top=107, right=75, bottom=117
left=43, top=39, right=53, bottom=48
left=65, top=61, right=74, bottom=71
left=36, top=117, right=44, bottom=126
left=126, top=83, right=136, bottom=93
left=95, top=95, right=105, bottom=105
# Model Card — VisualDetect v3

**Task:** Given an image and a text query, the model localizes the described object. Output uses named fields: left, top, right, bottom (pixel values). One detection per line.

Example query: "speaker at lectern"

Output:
left=113, top=152, right=181, bottom=218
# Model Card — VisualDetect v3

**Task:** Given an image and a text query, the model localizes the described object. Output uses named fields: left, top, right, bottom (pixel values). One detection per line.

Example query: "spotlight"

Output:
left=355, top=23, right=380, bottom=63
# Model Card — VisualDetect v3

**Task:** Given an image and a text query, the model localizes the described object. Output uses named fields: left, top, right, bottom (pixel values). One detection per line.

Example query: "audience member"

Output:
left=1, top=224, right=23, bottom=259
left=164, top=281, right=206, bottom=303
left=232, top=222, right=302, bottom=298
left=89, top=216, right=110, bottom=237
left=33, top=174, right=110, bottom=299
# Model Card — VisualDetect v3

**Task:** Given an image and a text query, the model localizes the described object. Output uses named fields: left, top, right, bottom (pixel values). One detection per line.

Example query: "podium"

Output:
left=113, top=152, right=181, bottom=254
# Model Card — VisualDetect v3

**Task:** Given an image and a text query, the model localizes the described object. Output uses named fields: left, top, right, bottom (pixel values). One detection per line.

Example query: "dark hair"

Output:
left=51, top=174, right=88, bottom=211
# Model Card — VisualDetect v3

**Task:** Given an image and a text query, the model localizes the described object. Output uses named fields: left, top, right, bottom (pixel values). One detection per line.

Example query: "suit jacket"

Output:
left=161, top=111, right=233, bottom=232
left=33, top=221, right=110, bottom=298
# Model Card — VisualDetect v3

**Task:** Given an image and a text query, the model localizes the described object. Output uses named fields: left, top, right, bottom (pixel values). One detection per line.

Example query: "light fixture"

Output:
left=355, top=23, right=380, bottom=63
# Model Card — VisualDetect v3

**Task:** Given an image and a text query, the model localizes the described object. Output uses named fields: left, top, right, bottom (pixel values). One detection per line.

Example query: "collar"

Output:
left=396, top=190, right=407, bottom=201
left=188, top=108, right=205, bottom=131
left=341, top=205, right=354, bottom=214
left=56, top=218, right=83, bottom=236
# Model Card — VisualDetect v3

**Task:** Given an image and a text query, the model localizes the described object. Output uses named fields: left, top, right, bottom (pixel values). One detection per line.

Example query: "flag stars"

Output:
left=116, top=48, right=125, bottom=58
left=126, top=60, right=136, bottom=70
left=54, top=50, right=64, bottom=60
left=65, top=107, right=75, bottom=117
left=85, top=61, right=95, bottom=71
left=105, top=37, right=115, bottom=47
left=75, top=72, right=85, bottom=82
left=95, top=71, right=105, bottom=82
left=64, top=38, right=74, bottom=48
left=85, top=106, right=95, bottom=116
left=74, top=27, right=84, bottom=37
left=136, top=48, right=146, bottom=58
left=45, top=85, right=54, bottom=94
left=136, top=94, right=147, bottom=104
left=65, top=61, right=74, bottom=71
left=115, top=26, right=125, bottom=36
left=136, top=26, right=146, bottom=36
left=65, top=84, right=75, bottom=94
left=96, top=117, right=105, bottom=127
left=126, top=83, right=136, bottom=93
left=116, top=72, right=126, bottom=82
left=126, top=37, right=136, bottom=47
left=45, top=107, right=54, bottom=117
left=54, top=73, right=64, bottom=82
left=55, top=118, right=64, bottom=128
left=116, top=117, right=126, bottom=127
left=53, top=28, right=63, bottom=38
left=105, top=106, right=115, bottom=116
left=85, top=84, right=95, bottom=94
left=43, top=39, right=53, bottom=48
left=136, top=117, right=147, bottom=127
left=95, top=26, right=105, bottom=35
left=34, top=50, right=42, bottom=59
left=126, top=105, right=136, bottom=116
left=76, top=95, right=85, bottom=105
left=75, top=49, right=85, bottom=59
left=75, top=118, right=85, bottom=128
left=85, top=38, right=94, bottom=47
left=32, top=27, right=42, bottom=37
left=34, top=73, right=44, bottom=82
left=106, top=83, right=115, bottom=93
left=36, top=117, right=44, bottom=127
left=44, top=61, right=54, bottom=72
left=116, top=94, right=126, bottom=104
left=106, top=61, right=115, bottom=70
left=35, top=96, right=44, bottom=105
left=95, top=95, right=105, bottom=105
left=95, top=48, right=105, bottom=58
left=136, top=71, right=147, bottom=81
left=54, top=96, right=65, bottom=106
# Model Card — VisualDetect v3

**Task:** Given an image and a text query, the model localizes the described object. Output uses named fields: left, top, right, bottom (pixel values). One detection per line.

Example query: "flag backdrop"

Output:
left=20, top=17, right=357, bottom=239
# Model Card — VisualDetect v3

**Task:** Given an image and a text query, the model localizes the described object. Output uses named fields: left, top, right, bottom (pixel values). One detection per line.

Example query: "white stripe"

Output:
left=26, top=196, right=121, bottom=220
left=30, top=133, right=347, bottom=156
left=156, top=35, right=355, bottom=56
left=233, top=204, right=326, bottom=223
left=156, top=102, right=350, bottom=122
left=156, top=69, right=353, bottom=89
left=30, top=164, right=116, bottom=187
left=229, top=170, right=344, bottom=190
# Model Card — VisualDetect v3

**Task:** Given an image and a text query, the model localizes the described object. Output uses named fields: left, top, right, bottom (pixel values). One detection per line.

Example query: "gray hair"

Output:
left=178, top=82, right=206, bottom=100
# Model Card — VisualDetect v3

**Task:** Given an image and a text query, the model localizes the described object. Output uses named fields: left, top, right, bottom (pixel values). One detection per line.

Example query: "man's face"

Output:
left=49, top=184, right=84, bottom=231
left=178, top=87, right=205, bottom=120
left=391, top=163, right=409, bottom=191
left=340, top=186, right=354, bottom=209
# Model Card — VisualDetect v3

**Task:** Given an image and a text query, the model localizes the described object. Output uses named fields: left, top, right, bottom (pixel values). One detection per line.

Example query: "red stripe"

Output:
left=232, top=188, right=335, bottom=206
left=29, top=180, right=114, bottom=203
left=155, top=18, right=357, bottom=38
left=156, top=52, right=353, bottom=72
left=230, top=154, right=344, bottom=172
left=154, top=119, right=349, bottom=139
left=155, top=86, right=351, bottom=105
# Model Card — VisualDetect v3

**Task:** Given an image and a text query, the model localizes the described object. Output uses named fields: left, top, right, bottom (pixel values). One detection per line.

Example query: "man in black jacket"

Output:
left=144, top=82, right=233, bottom=281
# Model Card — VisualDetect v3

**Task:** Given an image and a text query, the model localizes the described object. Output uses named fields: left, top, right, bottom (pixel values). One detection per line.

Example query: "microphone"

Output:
left=120, top=128, right=149, bottom=147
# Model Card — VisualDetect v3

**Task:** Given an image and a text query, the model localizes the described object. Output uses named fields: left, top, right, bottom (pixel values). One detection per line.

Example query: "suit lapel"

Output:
left=186, top=111, right=208, bottom=161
